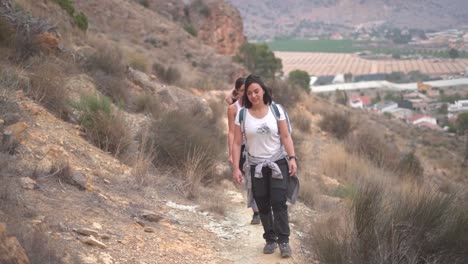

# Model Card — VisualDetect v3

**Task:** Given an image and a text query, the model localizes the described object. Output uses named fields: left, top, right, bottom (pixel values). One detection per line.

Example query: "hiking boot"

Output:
left=279, top=242, right=292, bottom=258
left=263, top=241, right=277, bottom=254
left=250, top=213, right=261, bottom=225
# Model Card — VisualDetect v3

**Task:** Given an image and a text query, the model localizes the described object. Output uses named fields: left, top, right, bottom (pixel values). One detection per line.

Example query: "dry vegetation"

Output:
left=1, top=0, right=468, bottom=263
left=297, top=101, right=468, bottom=263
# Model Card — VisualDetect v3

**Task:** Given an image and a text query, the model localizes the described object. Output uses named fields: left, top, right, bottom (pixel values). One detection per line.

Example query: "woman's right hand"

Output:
left=232, top=169, right=243, bottom=184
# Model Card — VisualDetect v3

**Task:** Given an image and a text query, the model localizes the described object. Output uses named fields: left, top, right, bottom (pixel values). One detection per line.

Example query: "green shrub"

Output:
left=234, top=42, right=282, bottom=80
left=73, top=95, right=131, bottom=156
left=319, top=112, right=352, bottom=139
left=183, top=23, right=197, bottom=37
left=52, top=0, right=75, bottom=16
left=288, top=69, right=310, bottom=92
left=74, top=12, right=88, bottom=31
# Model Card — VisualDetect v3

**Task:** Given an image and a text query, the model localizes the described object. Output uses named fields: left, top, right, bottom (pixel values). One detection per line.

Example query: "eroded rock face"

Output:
left=191, top=0, right=246, bottom=55
left=0, top=223, right=30, bottom=264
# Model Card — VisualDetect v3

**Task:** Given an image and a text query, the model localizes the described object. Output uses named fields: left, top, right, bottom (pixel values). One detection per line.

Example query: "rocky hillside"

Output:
left=227, top=0, right=468, bottom=40
left=2, top=0, right=468, bottom=263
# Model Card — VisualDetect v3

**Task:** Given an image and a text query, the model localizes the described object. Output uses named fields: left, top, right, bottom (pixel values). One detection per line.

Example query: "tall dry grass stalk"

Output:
left=180, top=146, right=214, bottom=199
left=320, top=143, right=380, bottom=182
left=132, top=129, right=157, bottom=188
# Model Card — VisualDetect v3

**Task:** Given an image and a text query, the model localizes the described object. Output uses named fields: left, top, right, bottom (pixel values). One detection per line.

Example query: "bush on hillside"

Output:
left=11, top=33, right=42, bottom=63
left=319, top=112, right=352, bottom=140
left=73, top=12, right=88, bottom=31
left=290, top=112, right=311, bottom=133
left=73, top=95, right=131, bottom=156
left=129, top=54, right=148, bottom=73
left=53, top=0, right=75, bottom=16
left=85, top=44, right=125, bottom=76
left=85, top=43, right=130, bottom=106
left=150, top=104, right=225, bottom=194
left=269, top=79, right=305, bottom=109
left=0, top=68, right=30, bottom=92
left=288, top=69, right=310, bottom=92
left=134, top=92, right=162, bottom=117
left=183, top=23, right=197, bottom=37
left=29, top=61, right=70, bottom=119
left=234, top=42, right=282, bottom=80
left=138, top=0, right=149, bottom=8
left=190, top=0, right=211, bottom=17
left=309, top=182, right=468, bottom=264
left=345, top=128, right=399, bottom=170
left=92, top=71, right=129, bottom=106
left=397, top=151, right=424, bottom=183
left=152, top=63, right=181, bottom=85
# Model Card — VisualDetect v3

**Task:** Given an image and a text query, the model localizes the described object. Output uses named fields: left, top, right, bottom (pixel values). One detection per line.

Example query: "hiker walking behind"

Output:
left=232, top=75, right=297, bottom=258
left=227, top=77, right=260, bottom=225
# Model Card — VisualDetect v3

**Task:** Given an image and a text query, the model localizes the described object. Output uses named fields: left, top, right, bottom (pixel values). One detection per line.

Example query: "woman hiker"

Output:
left=231, top=75, right=298, bottom=258
left=227, top=77, right=261, bottom=225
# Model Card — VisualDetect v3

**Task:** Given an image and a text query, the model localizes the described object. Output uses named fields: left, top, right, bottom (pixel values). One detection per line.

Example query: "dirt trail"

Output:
left=216, top=190, right=308, bottom=264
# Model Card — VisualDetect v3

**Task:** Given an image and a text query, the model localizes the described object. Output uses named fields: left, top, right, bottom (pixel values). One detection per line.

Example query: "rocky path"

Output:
left=218, top=190, right=309, bottom=264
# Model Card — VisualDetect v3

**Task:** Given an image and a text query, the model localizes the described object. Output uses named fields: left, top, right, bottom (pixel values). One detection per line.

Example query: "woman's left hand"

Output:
left=288, top=159, right=297, bottom=176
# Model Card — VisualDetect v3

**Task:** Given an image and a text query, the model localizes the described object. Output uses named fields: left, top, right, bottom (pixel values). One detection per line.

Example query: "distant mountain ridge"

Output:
left=226, top=0, right=468, bottom=40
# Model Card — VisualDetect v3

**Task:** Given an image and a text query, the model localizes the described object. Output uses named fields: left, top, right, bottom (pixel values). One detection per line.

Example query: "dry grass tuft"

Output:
left=73, top=95, right=131, bottom=156
left=309, top=180, right=468, bottom=264
left=152, top=62, right=181, bottom=85
left=29, top=60, right=70, bottom=118
left=131, top=129, right=157, bottom=188
left=319, top=112, right=352, bottom=139
left=345, top=128, right=400, bottom=170
left=180, top=146, right=215, bottom=199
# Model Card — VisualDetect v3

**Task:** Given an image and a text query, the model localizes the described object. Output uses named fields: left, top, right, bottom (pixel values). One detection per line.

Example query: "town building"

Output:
left=448, top=100, right=468, bottom=113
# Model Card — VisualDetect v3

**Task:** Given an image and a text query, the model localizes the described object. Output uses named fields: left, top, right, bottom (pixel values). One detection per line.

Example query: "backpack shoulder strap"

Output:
left=271, top=103, right=292, bottom=134
left=239, top=107, right=246, bottom=134
left=270, top=103, right=281, bottom=120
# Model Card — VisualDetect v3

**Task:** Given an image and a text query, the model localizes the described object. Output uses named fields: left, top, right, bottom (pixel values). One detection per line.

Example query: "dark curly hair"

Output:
left=243, top=75, right=272, bottom=109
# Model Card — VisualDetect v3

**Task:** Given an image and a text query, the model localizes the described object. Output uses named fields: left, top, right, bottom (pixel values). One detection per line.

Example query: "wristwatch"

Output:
left=288, top=156, right=297, bottom=161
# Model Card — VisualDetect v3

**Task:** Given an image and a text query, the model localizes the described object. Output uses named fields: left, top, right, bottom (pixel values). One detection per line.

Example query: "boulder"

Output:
left=156, top=85, right=213, bottom=120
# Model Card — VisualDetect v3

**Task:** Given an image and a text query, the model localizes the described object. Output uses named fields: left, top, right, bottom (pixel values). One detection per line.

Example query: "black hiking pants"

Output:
left=250, top=158, right=290, bottom=244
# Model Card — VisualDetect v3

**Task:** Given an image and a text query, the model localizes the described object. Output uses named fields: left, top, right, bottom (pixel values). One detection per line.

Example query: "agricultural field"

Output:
left=275, top=51, right=468, bottom=76
left=266, top=39, right=468, bottom=58
left=266, top=39, right=365, bottom=53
